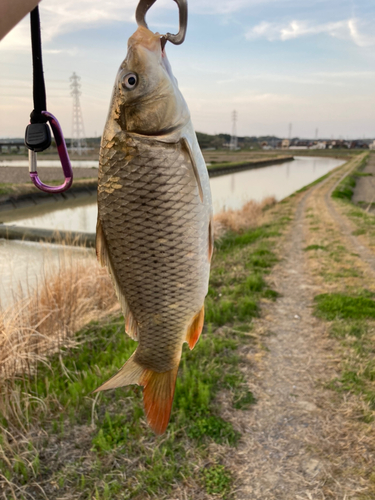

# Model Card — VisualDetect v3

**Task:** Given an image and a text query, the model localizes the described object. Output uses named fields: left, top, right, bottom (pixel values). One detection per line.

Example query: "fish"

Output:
left=94, top=26, right=213, bottom=434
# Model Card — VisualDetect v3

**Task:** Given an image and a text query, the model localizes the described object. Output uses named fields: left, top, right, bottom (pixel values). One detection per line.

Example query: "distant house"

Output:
left=349, top=141, right=369, bottom=149
left=281, top=139, right=290, bottom=149
left=290, top=140, right=310, bottom=150
left=310, top=141, right=326, bottom=149
left=370, top=140, right=375, bottom=150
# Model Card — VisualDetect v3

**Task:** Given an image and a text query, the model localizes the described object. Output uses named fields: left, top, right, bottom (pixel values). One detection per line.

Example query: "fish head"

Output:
left=109, top=26, right=189, bottom=136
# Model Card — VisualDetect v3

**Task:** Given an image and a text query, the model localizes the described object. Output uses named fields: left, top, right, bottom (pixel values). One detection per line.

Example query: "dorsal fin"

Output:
left=180, top=137, right=204, bottom=203
left=208, top=218, right=214, bottom=262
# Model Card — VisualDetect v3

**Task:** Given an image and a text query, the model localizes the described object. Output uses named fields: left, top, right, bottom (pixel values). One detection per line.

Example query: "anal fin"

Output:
left=94, top=352, right=144, bottom=391
left=186, top=305, right=205, bottom=350
left=96, top=219, right=139, bottom=340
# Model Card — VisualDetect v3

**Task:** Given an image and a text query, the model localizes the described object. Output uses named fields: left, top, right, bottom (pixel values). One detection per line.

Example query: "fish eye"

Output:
left=122, top=73, right=138, bottom=90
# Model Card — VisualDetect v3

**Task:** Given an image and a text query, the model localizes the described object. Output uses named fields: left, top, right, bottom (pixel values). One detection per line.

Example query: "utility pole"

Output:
left=288, top=122, right=292, bottom=140
left=230, top=110, right=238, bottom=151
left=70, top=72, right=87, bottom=155
left=315, top=128, right=318, bottom=141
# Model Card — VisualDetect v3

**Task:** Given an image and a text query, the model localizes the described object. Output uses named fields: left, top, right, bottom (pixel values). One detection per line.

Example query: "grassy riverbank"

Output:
left=301, top=153, right=375, bottom=495
left=2, top=151, right=374, bottom=498
left=0, top=198, right=294, bottom=499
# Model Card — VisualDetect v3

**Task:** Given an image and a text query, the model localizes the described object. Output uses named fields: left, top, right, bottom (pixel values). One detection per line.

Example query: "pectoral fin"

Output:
left=96, top=219, right=139, bottom=341
left=185, top=305, right=205, bottom=350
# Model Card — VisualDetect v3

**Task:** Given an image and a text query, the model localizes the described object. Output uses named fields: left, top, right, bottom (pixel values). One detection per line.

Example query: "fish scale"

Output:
left=98, top=134, right=209, bottom=373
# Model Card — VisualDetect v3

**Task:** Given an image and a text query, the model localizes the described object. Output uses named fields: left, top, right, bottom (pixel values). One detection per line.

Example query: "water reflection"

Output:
left=209, top=156, right=344, bottom=212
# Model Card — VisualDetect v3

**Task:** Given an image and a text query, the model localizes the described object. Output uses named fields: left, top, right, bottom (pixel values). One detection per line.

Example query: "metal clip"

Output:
left=135, top=0, right=188, bottom=46
left=28, top=111, right=73, bottom=194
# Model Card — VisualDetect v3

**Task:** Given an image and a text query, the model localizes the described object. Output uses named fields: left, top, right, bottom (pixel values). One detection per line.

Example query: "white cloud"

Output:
left=189, top=0, right=262, bottom=15
left=246, top=17, right=375, bottom=47
left=0, top=0, right=279, bottom=52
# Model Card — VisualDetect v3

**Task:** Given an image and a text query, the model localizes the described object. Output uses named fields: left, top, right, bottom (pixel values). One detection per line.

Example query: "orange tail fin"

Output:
left=142, top=366, right=179, bottom=435
left=94, top=352, right=179, bottom=435
left=186, top=305, right=205, bottom=350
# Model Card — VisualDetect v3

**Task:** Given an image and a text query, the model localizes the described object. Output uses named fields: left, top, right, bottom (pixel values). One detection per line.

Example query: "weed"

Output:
left=233, top=389, right=256, bottom=409
left=330, top=321, right=367, bottom=339
left=332, top=153, right=369, bottom=201
left=353, top=229, right=366, bottom=236
left=304, top=244, right=327, bottom=251
left=187, top=415, right=240, bottom=445
left=202, top=464, right=232, bottom=497
left=314, top=292, right=375, bottom=321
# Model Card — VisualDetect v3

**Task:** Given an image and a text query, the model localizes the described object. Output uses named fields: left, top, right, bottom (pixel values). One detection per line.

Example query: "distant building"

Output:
left=290, top=140, right=310, bottom=150
left=281, top=139, right=290, bottom=149
left=370, top=140, right=375, bottom=150
left=310, top=141, right=326, bottom=150
left=349, top=141, right=369, bottom=149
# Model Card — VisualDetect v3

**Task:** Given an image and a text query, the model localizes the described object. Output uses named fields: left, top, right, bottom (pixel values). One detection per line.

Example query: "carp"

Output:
left=95, top=26, right=213, bottom=434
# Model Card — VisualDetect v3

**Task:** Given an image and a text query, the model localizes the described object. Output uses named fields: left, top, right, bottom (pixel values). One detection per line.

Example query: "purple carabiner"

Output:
left=28, top=111, right=73, bottom=194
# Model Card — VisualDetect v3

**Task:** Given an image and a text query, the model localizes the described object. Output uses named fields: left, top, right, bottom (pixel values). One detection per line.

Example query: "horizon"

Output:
left=1, top=0, right=374, bottom=139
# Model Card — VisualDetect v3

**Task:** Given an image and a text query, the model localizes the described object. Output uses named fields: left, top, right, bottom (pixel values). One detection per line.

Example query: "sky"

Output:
left=1, top=0, right=374, bottom=139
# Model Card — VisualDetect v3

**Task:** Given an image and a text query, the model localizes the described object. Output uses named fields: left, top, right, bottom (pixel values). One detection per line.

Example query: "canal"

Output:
left=0, top=155, right=345, bottom=307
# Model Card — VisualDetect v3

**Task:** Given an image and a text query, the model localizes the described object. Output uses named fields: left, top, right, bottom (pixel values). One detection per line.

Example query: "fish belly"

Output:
left=98, top=133, right=210, bottom=373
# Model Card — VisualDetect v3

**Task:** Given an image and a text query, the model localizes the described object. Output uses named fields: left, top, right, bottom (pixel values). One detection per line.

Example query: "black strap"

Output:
left=30, top=6, right=47, bottom=123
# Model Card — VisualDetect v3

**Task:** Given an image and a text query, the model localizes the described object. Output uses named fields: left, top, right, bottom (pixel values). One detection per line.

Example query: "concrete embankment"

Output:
left=0, top=179, right=97, bottom=214
left=207, top=155, right=294, bottom=177
left=0, top=224, right=95, bottom=247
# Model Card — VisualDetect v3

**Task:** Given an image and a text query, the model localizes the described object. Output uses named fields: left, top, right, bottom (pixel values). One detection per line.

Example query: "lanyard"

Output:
left=25, top=6, right=73, bottom=194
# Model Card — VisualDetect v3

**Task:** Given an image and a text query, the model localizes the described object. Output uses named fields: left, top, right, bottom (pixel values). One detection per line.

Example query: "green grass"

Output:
left=0, top=182, right=20, bottom=196
left=201, top=464, right=232, bottom=497
left=332, top=174, right=357, bottom=200
left=314, top=292, right=375, bottom=321
left=327, top=319, right=375, bottom=419
left=332, top=153, right=369, bottom=201
left=304, top=244, right=327, bottom=251
left=0, top=205, right=290, bottom=499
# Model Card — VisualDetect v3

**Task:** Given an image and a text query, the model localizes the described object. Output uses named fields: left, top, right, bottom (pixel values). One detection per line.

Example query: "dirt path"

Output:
left=225, top=160, right=375, bottom=499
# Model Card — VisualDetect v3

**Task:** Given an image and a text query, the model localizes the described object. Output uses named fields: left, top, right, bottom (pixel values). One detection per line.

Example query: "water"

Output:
left=0, top=155, right=344, bottom=307
left=0, top=239, right=93, bottom=308
left=209, top=156, right=343, bottom=212
left=3, top=156, right=344, bottom=233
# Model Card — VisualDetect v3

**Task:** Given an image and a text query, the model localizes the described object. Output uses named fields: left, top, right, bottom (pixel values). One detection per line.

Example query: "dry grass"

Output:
left=214, top=196, right=276, bottom=235
left=0, top=247, right=117, bottom=385
left=0, top=196, right=276, bottom=389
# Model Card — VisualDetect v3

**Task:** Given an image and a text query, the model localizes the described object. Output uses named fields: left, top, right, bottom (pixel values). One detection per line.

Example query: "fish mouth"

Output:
left=128, top=26, right=175, bottom=80
left=128, top=26, right=163, bottom=56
